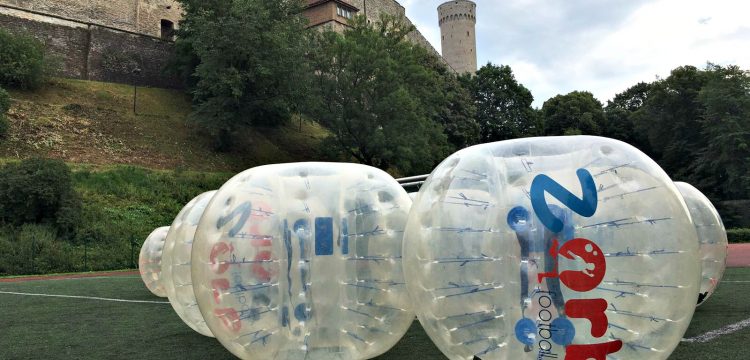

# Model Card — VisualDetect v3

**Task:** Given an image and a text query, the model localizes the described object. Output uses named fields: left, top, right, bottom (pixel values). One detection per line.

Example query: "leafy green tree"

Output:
left=694, top=64, right=750, bottom=200
left=172, top=0, right=312, bottom=150
left=604, top=82, right=652, bottom=151
left=465, top=64, right=537, bottom=141
left=542, top=91, right=605, bottom=136
left=0, top=158, right=81, bottom=238
left=423, top=55, right=480, bottom=150
left=632, top=66, right=708, bottom=178
left=0, top=29, right=51, bottom=90
left=307, top=16, right=452, bottom=174
left=0, top=86, right=9, bottom=138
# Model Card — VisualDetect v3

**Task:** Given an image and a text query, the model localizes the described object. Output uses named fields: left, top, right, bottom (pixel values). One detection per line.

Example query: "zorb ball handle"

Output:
left=403, top=136, right=700, bottom=360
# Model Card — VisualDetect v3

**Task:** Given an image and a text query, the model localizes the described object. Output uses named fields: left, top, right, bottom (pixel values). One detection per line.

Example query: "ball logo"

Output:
left=512, top=169, right=623, bottom=360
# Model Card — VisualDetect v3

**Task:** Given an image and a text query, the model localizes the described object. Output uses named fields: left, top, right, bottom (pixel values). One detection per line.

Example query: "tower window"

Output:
left=337, top=5, right=353, bottom=19
left=160, top=19, right=175, bottom=41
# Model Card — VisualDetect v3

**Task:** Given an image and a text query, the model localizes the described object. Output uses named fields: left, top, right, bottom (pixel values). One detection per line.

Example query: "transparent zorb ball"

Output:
left=403, top=136, right=700, bottom=360
left=162, top=190, right=217, bottom=337
left=674, top=182, right=728, bottom=306
left=191, top=163, right=414, bottom=360
left=139, top=226, right=170, bottom=297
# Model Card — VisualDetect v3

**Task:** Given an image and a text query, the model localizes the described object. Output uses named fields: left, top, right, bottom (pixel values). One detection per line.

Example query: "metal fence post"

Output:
left=83, top=239, right=88, bottom=272
left=130, top=235, right=136, bottom=269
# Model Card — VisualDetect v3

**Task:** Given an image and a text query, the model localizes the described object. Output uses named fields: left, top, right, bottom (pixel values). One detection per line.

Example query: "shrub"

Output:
left=0, top=158, right=82, bottom=237
left=0, top=86, right=9, bottom=138
left=727, top=228, right=750, bottom=243
left=0, top=29, right=49, bottom=89
left=0, top=224, right=78, bottom=275
left=0, top=86, right=9, bottom=113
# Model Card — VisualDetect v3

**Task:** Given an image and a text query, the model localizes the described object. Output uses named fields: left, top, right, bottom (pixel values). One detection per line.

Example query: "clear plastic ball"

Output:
left=162, top=190, right=217, bottom=337
left=139, top=226, right=170, bottom=298
left=191, top=163, right=414, bottom=360
left=674, top=182, right=728, bottom=306
left=403, top=136, right=700, bottom=360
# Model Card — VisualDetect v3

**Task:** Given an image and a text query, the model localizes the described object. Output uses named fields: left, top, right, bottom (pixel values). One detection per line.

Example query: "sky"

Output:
left=400, top=0, right=750, bottom=107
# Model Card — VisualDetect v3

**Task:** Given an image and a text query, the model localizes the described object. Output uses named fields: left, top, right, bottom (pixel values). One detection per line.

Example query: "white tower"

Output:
left=438, top=0, right=477, bottom=74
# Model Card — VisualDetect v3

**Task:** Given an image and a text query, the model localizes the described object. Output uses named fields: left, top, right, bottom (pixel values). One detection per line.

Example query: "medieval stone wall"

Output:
left=0, top=5, right=181, bottom=88
left=0, top=0, right=182, bottom=38
left=0, top=0, right=440, bottom=89
left=350, top=0, right=439, bottom=56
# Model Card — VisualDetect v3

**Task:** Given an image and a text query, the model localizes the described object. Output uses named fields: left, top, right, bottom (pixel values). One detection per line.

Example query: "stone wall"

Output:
left=0, top=0, right=182, bottom=38
left=0, top=0, right=441, bottom=89
left=350, top=0, right=439, bottom=56
left=0, top=5, right=181, bottom=88
left=0, top=7, right=89, bottom=78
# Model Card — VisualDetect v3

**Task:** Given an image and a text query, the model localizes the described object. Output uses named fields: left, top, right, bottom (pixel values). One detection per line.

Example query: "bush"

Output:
left=0, top=86, right=9, bottom=138
left=0, top=86, right=9, bottom=114
left=0, top=165, right=230, bottom=275
left=727, top=228, right=750, bottom=243
left=0, top=29, right=49, bottom=89
left=0, top=158, right=82, bottom=237
left=0, top=224, right=78, bottom=275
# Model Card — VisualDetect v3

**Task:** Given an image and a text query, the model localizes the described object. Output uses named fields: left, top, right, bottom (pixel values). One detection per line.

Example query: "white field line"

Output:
left=682, top=317, right=750, bottom=343
left=0, top=291, right=169, bottom=304
left=721, top=280, right=750, bottom=283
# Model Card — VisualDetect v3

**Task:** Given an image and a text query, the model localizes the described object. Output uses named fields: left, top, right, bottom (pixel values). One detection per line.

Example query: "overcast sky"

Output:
left=401, top=0, right=750, bottom=107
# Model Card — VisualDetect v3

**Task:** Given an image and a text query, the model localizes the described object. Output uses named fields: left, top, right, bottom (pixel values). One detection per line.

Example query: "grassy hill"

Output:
left=2, top=78, right=329, bottom=172
left=0, top=78, right=333, bottom=275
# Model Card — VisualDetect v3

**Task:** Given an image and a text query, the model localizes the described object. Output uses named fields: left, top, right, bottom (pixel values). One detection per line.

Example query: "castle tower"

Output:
left=438, top=0, right=477, bottom=74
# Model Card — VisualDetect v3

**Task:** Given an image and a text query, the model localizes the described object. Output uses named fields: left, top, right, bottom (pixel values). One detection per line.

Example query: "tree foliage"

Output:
left=0, top=86, right=9, bottom=138
left=428, top=57, right=480, bottom=150
left=0, top=158, right=81, bottom=238
left=542, top=91, right=605, bottom=136
left=603, top=82, right=652, bottom=151
left=603, top=64, right=750, bottom=226
left=172, top=0, right=312, bottom=150
left=464, top=64, right=537, bottom=142
left=0, top=29, right=51, bottom=90
left=307, top=16, right=453, bottom=174
left=632, top=66, right=708, bottom=178
left=694, top=65, right=750, bottom=200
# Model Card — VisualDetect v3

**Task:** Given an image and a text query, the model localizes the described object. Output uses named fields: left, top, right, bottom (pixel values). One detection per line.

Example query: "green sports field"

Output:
left=1, top=269, right=748, bottom=359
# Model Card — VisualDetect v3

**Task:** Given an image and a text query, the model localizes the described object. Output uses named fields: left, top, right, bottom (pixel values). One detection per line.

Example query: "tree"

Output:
left=604, top=82, right=652, bottom=151
left=172, top=0, right=312, bottom=151
left=694, top=64, right=750, bottom=200
left=0, top=86, right=9, bottom=138
left=632, top=66, right=708, bottom=179
left=542, top=91, right=605, bottom=136
left=423, top=54, right=480, bottom=150
left=0, top=29, right=51, bottom=90
left=0, top=158, right=81, bottom=238
left=465, top=64, right=537, bottom=142
left=307, top=16, right=452, bottom=175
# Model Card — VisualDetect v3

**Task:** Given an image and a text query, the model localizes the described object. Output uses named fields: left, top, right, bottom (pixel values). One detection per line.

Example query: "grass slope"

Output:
left=2, top=78, right=328, bottom=172
left=0, top=164, right=232, bottom=276
left=0, top=269, right=747, bottom=359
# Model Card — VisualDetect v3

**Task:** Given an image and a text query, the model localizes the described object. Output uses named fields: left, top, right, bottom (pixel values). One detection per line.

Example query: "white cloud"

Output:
left=402, top=0, right=750, bottom=107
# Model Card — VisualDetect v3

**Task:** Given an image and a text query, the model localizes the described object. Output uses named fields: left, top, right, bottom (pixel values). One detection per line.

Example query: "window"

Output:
left=160, top=19, right=174, bottom=41
left=337, top=5, right=353, bottom=20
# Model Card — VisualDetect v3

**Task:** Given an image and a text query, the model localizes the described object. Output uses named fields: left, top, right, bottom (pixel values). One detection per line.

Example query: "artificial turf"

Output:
left=0, top=269, right=748, bottom=359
